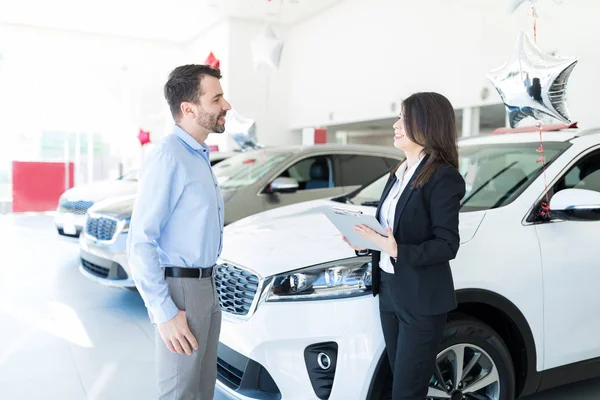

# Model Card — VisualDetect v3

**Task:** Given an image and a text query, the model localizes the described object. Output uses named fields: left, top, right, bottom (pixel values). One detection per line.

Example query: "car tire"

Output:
left=377, top=313, right=516, bottom=400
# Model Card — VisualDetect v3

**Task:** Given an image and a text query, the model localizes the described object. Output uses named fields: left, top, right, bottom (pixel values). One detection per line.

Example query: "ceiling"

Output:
left=0, top=0, right=344, bottom=42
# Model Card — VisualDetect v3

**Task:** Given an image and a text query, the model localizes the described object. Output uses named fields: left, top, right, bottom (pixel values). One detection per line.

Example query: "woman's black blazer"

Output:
left=369, top=157, right=466, bottom=316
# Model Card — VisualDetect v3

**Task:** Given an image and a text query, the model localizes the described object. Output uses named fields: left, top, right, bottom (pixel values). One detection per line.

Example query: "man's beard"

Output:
left=196, top=109, right=227, bottom=133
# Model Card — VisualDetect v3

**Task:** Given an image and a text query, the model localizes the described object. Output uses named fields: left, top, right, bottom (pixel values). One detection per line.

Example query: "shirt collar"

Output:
left=395, top=154, right=425, bottom=179
left=173, top=124, right=210, bottom=155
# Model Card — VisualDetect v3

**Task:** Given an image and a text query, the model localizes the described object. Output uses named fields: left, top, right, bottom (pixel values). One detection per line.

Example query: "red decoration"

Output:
left=536, top=123, right=551, bottom=218
left=315, top=128, right=327, bottom=144
left=532, top=5, right=537, bottom=42
left=12, top=161, right=74, bottom=212
left=205, top=52, right=220, bottom=69
left=138, top=129, right=151, bottom=146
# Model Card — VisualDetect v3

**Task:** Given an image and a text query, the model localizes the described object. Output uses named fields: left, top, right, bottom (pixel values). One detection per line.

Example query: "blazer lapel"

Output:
left=393, top=155, right=429, bottom=233
left=376, top=173, right=398, bottom=220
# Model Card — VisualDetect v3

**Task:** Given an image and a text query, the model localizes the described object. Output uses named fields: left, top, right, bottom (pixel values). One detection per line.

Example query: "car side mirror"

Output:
left=549, top=188, right=600, bottom=221
left=269, top=177, right=299, bottom=194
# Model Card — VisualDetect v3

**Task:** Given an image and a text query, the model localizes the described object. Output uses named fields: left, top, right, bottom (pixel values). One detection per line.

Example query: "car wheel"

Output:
left=378, top=313, right=515, bottom=400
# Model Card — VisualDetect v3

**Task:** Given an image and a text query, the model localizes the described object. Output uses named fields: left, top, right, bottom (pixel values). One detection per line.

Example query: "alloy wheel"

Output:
left=426, top=343, right=500, bottom=400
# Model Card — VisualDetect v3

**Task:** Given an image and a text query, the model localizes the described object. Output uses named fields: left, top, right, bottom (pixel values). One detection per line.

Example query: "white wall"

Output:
left=227, top=19, right=298, bottom=147
left=184, top=20, right=232, bottom=151
left=0, top=23, right=186, bottom=173
left=284, top=0, right=600, bottom=130
left=184, top=19, right=297, bottom=151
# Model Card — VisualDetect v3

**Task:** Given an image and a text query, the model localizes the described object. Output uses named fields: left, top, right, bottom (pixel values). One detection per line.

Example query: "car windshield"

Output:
left=213, top=150, right=292, bottom=189
left=344, top=141, right=571, bottom=211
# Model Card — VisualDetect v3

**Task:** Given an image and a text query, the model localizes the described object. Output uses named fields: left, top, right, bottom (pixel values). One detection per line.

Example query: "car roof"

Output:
left=239, top=143, right=402, bottom=157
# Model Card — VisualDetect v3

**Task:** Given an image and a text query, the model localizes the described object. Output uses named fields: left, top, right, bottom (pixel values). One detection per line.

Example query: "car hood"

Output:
left=62, top=180, right=138, bottom=202
left=220, top=199, right=486, bottom=278
left=88, top=195, right=135, bottom=219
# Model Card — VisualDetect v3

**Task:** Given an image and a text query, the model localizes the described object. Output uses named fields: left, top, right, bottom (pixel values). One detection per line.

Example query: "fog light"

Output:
left=305, top=342, right=338, bottom=399
left=317, top=352, right=331, bottom=370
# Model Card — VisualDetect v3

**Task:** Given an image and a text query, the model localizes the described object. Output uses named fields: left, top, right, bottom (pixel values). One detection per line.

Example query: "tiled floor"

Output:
left=1, top=213, right=599, bottom=400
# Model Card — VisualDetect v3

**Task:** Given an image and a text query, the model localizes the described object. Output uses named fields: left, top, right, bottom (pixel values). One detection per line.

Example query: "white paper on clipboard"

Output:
left=322, top=206, right=387, bottom=251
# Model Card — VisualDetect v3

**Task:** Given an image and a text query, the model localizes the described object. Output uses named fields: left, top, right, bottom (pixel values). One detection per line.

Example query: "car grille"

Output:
left=214, top=263, right=260, bottom=316
left=217, top=343, right=281, bottom=398
left=59, top=200, right=94, bottom=215
left=85, top=217, right=118, bottom=241
left=81, top=259, right=109, bottom=278
left=217, top=356, right=244, bottom=389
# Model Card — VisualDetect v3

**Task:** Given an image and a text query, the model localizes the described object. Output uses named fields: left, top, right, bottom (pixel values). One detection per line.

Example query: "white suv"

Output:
left=214, top=126, right=600, bottom=400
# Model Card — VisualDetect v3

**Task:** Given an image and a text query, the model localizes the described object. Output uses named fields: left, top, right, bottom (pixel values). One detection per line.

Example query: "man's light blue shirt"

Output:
left=127, top=125, right=224, bottom=324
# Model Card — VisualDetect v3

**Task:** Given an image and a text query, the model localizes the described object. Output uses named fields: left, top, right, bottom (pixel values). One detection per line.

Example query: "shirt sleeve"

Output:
left=127, top=150, right=186, bottom=324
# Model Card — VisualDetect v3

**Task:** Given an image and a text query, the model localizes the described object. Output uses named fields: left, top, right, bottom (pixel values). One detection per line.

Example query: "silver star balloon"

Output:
left=487, top=31, right=578, bottom=128
left=251, top=24, right=284, bottom=73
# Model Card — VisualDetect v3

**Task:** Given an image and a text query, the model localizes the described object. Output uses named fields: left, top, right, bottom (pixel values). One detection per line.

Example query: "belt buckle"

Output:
left=201, top=266, right=214, bottom=279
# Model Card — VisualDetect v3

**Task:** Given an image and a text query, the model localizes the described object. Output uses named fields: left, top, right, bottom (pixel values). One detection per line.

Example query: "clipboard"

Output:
left=322, top=206, right=388, bottom=251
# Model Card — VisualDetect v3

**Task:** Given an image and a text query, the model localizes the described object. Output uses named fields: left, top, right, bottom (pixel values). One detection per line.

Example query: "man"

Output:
left=127, top=64, right=231, bottom=399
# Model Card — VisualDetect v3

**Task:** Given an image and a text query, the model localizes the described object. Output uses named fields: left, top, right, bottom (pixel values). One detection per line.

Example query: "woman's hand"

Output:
left=341, top=236, right=366, bottom=251
left=354, top=225, right=398, bottom=257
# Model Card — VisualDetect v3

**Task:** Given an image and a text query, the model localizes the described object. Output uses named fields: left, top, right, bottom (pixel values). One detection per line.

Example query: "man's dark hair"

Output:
left=164, top=64, right=222, bottom=121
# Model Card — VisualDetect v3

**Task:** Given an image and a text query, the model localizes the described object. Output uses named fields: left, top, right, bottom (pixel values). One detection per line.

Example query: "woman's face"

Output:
left=392, top=116, right=422, bottom=153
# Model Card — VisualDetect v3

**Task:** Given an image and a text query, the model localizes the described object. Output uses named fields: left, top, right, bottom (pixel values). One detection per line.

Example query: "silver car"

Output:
left=79, top=144, right=403, bottom=288
left=56, top=152, right=234, bottom=238
left=55, top=170, right=138, bottom=238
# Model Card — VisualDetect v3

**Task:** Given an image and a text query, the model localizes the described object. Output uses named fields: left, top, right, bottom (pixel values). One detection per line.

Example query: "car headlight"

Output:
left=264, top=258, right=372, bottom=302
left=121, top=218, right=131, bottom=233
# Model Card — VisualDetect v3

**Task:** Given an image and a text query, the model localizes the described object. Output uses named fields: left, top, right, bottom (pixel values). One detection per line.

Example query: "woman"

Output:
left=343, top=92, right=466, bottom=399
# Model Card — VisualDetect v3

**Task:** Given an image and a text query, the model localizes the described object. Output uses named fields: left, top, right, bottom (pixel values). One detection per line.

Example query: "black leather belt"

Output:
left=165, top=266, right=214, bottom=279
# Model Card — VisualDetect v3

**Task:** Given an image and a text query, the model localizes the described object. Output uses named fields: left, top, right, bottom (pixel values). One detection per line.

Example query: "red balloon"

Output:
left=138, top=129, right=151, bottom=146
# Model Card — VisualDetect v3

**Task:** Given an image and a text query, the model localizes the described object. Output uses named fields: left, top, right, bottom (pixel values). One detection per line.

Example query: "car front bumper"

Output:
left=79, top=232, right=135, bottom=288
left=54, top=211, right=87, bottom=237
left=217, top=294, right=385, bottom=400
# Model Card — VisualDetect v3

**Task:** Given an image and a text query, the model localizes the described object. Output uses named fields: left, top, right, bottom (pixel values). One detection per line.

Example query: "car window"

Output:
left=344, top=142, right=571, bottom=211
left=335, top=155, right=399, bottom=186
left=213, top=150, right=291, bottom=189
left=276, top=156, right=335, bottom=190
left=459, top=142, right=569, bottom=211
left=554, top=150, right=600, bottom=193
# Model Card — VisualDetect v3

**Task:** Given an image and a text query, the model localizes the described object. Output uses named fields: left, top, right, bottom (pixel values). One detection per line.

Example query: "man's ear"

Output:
left=180, top=102, right=195, bottom=118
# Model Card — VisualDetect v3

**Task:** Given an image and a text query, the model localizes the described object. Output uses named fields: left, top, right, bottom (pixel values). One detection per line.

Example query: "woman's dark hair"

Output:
left=401, top=92, right=459, bottom=188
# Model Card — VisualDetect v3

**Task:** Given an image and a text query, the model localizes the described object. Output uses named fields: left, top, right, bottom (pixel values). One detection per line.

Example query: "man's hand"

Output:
left=342, top=235, right=366, bottom=251
left=157, top=310, right=199, bottom=355
left=354, top=225, right=398, bottom=257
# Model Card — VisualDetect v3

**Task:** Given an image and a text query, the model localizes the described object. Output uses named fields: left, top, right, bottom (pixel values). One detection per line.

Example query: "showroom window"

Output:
left=335, top=154, right=398, bottom=187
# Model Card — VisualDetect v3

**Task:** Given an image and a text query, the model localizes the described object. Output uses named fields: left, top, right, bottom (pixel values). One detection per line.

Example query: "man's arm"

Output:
left=127, top=150, right=185, bottom=324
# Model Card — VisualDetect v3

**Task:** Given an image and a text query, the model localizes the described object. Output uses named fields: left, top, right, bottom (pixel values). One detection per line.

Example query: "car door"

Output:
left=262, top=155, right=344, bottom=211
left=334, top=153, right=400, bottom=195
left=535, top=147, right=600, bottom=369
